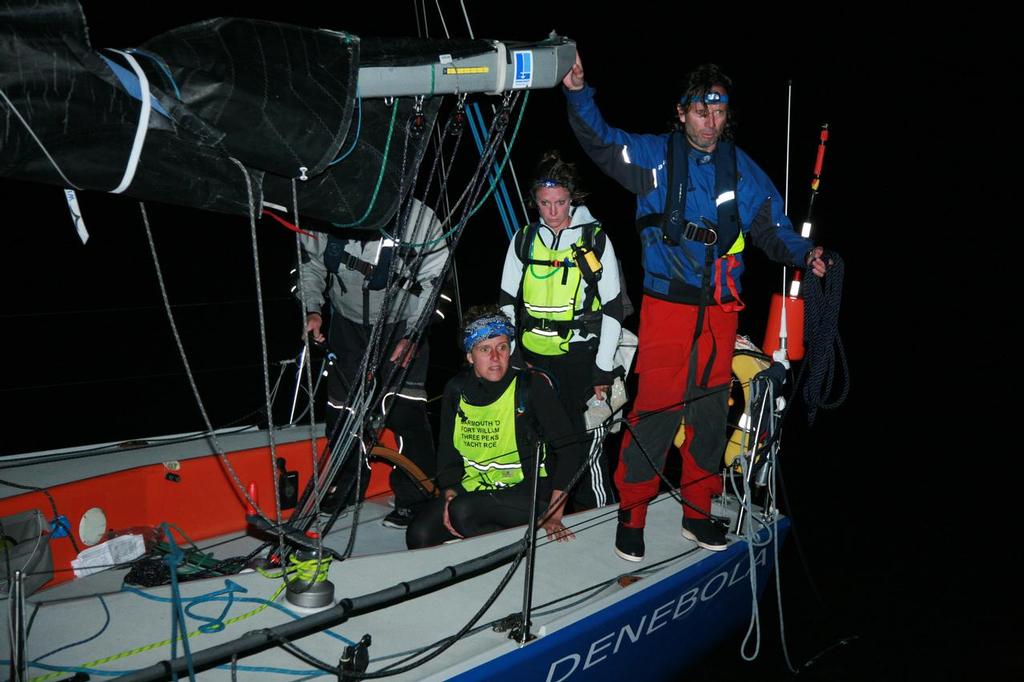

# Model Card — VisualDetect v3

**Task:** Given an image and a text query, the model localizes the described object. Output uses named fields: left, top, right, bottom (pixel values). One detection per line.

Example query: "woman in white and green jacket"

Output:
left=498, top=151, right=624, bottom=510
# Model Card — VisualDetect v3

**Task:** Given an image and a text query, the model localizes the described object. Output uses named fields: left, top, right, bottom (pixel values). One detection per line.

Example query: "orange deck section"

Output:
left=0, top=432, right=396, bottom=589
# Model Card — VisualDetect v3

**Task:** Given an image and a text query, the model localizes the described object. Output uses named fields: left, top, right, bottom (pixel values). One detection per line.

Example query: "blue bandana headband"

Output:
left=463, top=314, right=515, bottom=352
left=681, top=91, right=729, bottom=106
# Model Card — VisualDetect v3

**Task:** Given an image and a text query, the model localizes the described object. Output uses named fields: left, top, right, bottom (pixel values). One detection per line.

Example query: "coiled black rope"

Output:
left=800, top=251, right=848, bottom=426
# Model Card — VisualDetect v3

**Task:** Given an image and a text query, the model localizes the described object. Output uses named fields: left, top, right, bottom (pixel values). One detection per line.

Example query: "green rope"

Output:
left=333, top=100, right=400, bottom=228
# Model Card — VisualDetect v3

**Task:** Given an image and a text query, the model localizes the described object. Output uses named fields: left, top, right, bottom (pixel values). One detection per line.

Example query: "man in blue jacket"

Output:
left=563, top=55, right=827, bottom=560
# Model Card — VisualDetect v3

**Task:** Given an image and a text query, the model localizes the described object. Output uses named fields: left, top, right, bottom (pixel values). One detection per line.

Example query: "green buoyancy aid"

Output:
left=454, top=376, right=546, bottom=491
left=520, top=226, right=602, bottom=356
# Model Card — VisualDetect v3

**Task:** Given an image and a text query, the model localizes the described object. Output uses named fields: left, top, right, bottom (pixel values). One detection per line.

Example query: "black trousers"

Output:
left=406, top=479, right=552, bottom=549
left=522, top=346, right=616, bottom=511
left=324, top=315, right=435, bottom=510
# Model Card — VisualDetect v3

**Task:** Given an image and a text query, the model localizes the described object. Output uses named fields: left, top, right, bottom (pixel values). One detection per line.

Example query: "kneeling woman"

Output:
left=407, top=310, right=581, bottom=549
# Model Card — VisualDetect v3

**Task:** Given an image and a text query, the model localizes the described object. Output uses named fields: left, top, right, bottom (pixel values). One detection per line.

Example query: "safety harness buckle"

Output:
left=678, top=220, right=717, bottom=246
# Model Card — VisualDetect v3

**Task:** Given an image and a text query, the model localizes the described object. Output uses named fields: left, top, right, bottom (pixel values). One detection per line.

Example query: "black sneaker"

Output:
left=382, top=507, right=415, bottom=529
left=681, top=517, right=729, bottom=552
left=614, top=522, right=645, bottom=562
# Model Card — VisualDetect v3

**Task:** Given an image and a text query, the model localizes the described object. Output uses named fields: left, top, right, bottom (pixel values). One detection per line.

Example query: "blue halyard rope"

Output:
left=465, top=103, right=515, bottom=239
left=30, top=596, right=110, bottom=663
left=329, top=93, right=363, bottom=166
left=470, top=102, right=520, bottom=238
left=162, top=522, right=197, bottom=681
left=121, top=583, right=356, bottom=645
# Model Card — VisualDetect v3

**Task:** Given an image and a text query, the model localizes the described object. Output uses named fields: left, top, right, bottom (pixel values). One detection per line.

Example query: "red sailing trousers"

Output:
left=615, top=296, right=738, bottom=527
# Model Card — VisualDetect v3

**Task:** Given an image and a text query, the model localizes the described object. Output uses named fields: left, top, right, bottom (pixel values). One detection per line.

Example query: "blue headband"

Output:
left=535, top=178, right=562, bottom=189
left=463, top=314, right=515, bottom=352
left=681, top=91, right=729, bottom=106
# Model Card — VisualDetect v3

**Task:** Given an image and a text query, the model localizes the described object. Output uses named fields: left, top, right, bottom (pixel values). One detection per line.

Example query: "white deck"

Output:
left=1, top=429, right=758, bottom=680
left=5, top=499, right=745, bottom=680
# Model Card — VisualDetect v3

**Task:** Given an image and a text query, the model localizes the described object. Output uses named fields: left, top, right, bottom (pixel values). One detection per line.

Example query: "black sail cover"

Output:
left=0, top=0, right=471, bottom=230
left=138, top=18, right=360, bottom=181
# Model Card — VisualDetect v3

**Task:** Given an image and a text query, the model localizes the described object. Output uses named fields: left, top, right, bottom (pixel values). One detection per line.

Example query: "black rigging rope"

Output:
left=799, top=252, right=848, bottom=426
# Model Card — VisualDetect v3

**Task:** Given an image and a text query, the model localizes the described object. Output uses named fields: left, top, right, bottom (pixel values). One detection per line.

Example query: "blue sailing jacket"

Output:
left=566, top=84, right=813, bottom=305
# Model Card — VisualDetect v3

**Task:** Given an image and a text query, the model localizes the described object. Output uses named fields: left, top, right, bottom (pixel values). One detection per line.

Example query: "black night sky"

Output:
left=0, top=2, right=1010, bottom=679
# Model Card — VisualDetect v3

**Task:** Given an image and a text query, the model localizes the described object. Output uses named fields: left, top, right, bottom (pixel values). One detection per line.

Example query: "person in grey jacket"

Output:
left=297, top=198, right=447, bottom=529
